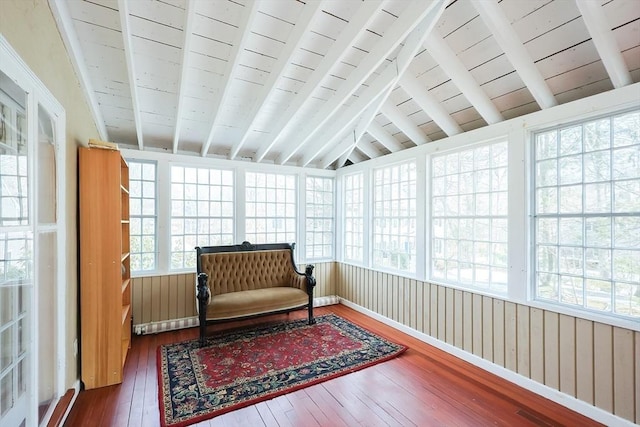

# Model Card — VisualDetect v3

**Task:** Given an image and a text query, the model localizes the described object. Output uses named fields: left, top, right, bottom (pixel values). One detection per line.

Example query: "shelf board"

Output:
left=121, top=219, right=130, bottom=224
left=121, top=252, right=130, bottom=262
left=122, top=278, right=130, bottom=293
left=120, top=185, right=129, bottom=194
left=121, top=339, right=130, bottom=367
left=122, top=304, right=131, bottom=325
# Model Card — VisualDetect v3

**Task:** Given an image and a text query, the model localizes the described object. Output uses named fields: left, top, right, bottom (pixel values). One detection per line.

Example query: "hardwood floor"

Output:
left=65, top=304, right=601, bottom=426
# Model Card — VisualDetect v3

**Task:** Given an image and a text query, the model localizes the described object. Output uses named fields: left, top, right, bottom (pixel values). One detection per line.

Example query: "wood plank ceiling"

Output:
left=52, top=0, right=640, bottom=169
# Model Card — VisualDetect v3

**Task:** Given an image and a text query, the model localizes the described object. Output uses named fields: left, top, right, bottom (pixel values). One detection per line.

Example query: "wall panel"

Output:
left=612, top=327, right=635, bottom=421
left=335, top=263, right=638, bottom=424
left=543, top=311, right=559, bottom=390
left=594, top=323, right=614, bottom=413
left=493, top=299, right=504, bottom=367
left=445, top=288, right=454, bottom=345
left=482, top=296, right=493, bottom=361
left=472, top=294, right=483, bottom=357
left=462, top=292, right=473, bottom=352
left=576, top=318, right=595, bottom=405
left=558, top=315, right=576, bottom=397
left=504, top=301, right=517, bottom=372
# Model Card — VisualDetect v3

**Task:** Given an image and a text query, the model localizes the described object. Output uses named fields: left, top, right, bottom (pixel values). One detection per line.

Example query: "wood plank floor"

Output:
left=65, top=304, right=602, bottom=426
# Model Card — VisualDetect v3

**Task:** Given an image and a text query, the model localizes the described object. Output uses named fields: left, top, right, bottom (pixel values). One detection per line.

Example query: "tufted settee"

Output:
left=195, top=241, right=315, bottom=344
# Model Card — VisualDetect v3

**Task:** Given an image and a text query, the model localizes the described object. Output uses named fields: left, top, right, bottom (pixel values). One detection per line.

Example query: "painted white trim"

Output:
left=1, top=34, right=68, bottom=427
left=59, top=381, right=81, bottom=427
left=336, top=82, right=640, bottom=175
left=339, top=298, right=636, bottom=427
left=335, top=83, right=640, bottom=330
left=48, top=0, right=108, bottom=141
left=118, top=0, right=144, bottom=150
left=120, top=148, right=336, bottom=177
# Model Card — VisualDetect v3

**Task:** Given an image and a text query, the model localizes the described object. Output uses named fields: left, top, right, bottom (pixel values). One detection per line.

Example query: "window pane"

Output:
left=305, top=177, right=334, bottom=260
left=344, top=173, right=364, bottom=263
left=373, top=161, right=416, bottom=273
left=128, top=160, right=157, bottom=272
left=533, top=110, right=640, bottom=319
left=431, top=141, right=508, bottom=293
left=245, top=172, right=294, bottom=245
left=171, top=166, right=234, bottom=269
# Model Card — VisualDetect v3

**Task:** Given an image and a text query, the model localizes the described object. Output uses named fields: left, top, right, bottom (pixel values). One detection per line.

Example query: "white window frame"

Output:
left=127, top=159, right=157, bottom=274
left=343, top=171, right=364, bottom=264
left=430, top=140, right=509, bottom=295
left=530, top=109, right=640, bottom=320
left=371, top=160, right=417, bottom=275
left=1, top=35, right=67, bottom=427
left=334, top=83, right=639, bottom=331
left=169, top=165, right=234, bottom=270
left=305, top=176, right=334, bottom=261
left=245, top=171, right=297, bottom=245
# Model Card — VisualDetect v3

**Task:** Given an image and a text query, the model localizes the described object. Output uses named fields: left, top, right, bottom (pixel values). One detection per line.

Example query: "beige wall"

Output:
left=336, top=262, right=639, bottom=424
left=1, top=0, right=100, bottom=388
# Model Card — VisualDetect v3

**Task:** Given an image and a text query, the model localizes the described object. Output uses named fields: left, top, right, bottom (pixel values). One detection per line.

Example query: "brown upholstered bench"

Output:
left=195, top=241, right=315, bottom=344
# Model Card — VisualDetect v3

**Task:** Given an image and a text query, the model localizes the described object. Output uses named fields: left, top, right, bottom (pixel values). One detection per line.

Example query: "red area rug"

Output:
left=157, top=314, right=407, bottom=427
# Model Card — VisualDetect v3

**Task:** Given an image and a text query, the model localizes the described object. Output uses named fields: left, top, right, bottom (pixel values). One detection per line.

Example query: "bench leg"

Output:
left=308, top=303, right=316, bottom=325
left=199, top=308, right=207, bottom=346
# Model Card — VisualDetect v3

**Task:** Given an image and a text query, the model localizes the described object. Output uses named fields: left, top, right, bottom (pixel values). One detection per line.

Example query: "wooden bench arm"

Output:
left=196, top=272, right=210, bottom=345
left=304, top=264, right=316, bottom=296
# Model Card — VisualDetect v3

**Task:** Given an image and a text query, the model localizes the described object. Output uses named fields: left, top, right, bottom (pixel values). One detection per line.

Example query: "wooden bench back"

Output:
left=196, top=242, right=298, bottom=296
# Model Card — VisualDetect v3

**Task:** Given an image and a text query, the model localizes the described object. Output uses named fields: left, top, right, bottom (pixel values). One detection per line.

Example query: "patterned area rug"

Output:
left=157, top=314, right=407, bottom=427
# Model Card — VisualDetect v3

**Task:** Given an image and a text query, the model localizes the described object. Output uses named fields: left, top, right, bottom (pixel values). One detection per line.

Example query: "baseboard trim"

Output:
left=48, top=381, right=79, bottom=427
left=134, top=316, right=199, bottom=335
left=338, top=298, right=635, bottom=427
left=133, top=295, right=340, bottom=335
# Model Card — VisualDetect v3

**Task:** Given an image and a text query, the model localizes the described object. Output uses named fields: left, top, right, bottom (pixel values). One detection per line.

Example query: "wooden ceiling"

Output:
left=51, top=0, right=640, bottom=169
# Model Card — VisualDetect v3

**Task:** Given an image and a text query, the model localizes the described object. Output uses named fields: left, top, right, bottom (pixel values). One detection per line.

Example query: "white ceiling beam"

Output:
left=305, top=0, right=448, bottom=168
left=575, top=0, right=632, bottom=89
left=325, top=90, right=392, bottom=169
left=255, top=0, right=384, bottom=162
left=228, top=1, right=324, bottom=160
left=278, top=0, right=445, bottom=165
left=321, top=134, right=359, bottom=170
left=200, top=1, right=259, bottom=157
left=118, top=0, right=144, bottom=150
left=172, top=0, right=196, bottom=154
left=367, top=121, right=405, bottom=152
left=356, top=139, right=382, bottom=160
left=426, top=30, right=504, bottom=125
left=347, top=148, right=367, bottom=165
left=380, top=100, right=429, bottom=145
left=471, top=0, right=557, bottom=109
left=49, top=0, right=109, bottom=142
left=398, top=74, right=462, bottom=136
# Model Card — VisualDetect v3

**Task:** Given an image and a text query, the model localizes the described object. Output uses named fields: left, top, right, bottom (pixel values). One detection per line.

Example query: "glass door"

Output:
left=35, top=103, right=58, bottom=424
left=0, top=69, right=31, bottom=427
left=1, top=35, right=66, bottom=427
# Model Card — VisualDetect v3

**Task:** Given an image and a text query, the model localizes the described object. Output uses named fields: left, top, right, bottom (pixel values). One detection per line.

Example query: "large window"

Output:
left=431, top=141, right=508, bottom=294
left=533, top=110, right=640, bottom=318
left=128, top=160, right=157, bottom=272
left=344, top=172, right=364, bottom=262
left=170, top=166, right=234, bottom=269
left=373, top=161, right=416, bottom=273
left=245, top=172, right=296, bottom=244
left=305, top=176, right=333, bottom=259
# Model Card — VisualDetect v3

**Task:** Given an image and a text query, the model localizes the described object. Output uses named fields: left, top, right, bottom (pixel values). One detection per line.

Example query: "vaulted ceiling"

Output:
left=51, top=0, right=640, bottom=169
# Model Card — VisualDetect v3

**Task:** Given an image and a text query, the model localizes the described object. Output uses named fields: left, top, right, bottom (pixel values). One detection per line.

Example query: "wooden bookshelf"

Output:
left=79, top=146, right=131, bottom=389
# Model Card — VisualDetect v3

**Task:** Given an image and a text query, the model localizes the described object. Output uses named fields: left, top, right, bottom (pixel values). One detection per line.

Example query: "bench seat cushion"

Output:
left=206, top=287, right=309, bottom=320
